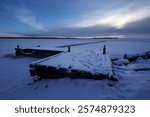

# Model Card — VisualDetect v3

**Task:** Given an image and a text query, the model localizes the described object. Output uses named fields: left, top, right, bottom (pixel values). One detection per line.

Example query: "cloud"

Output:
left=3, top=1, right=150, bottom=36
left=71, top=2, right=150, bottom=29
left=118, top=17, right=150, bottom=34
left=45, top=17, right=150, bottom=36
left=41, top=25, right=115, bottom=36
left=4, top=4, right=46, bottom=31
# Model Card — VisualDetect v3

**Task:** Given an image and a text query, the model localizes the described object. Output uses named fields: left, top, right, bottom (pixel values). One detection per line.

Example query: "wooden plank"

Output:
left=15, top=47, right=66, bottom=58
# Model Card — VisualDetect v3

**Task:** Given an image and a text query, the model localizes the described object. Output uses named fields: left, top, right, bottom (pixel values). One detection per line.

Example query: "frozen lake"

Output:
left=0, top=38, right=150, bottom=100
left=0, top=38, right=150, bottom=57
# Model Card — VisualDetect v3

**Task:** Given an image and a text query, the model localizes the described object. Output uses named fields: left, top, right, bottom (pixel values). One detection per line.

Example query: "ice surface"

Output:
left=0, top=38, right=150, bottom=99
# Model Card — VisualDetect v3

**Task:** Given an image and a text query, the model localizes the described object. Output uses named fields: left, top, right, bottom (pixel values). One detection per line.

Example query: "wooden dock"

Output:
left=29, top=49, right=116, bottom=80
left=15, top=46, right=68, bottom=58
left=14, top=45, right=117, bottom=80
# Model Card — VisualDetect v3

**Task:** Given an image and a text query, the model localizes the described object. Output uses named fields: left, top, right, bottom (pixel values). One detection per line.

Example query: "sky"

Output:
left=0, top=0, right=150, bottom=36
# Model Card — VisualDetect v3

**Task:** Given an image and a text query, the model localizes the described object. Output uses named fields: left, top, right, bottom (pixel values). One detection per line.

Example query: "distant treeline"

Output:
left=92, top=37, right=119, bottom=39
left=0, top=36, right=77, bottom=39
left=0, top=36, right=119, bottom=39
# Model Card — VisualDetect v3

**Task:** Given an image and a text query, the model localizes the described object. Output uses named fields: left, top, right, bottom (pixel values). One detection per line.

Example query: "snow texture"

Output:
left=35, top=49, right=113, bottom=76
left=113, top=59, right=130, bottom=66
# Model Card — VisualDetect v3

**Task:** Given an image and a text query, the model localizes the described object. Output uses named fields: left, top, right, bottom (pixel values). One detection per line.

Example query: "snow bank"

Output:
left=113, top=59, right=130, bottom=66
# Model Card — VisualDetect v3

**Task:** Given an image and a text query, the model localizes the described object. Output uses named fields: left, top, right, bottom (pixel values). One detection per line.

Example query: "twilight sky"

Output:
left=0, top=0, right=150, bottom=36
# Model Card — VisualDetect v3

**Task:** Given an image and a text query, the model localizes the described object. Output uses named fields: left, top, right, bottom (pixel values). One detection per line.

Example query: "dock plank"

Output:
left=15, top=46, right=67, bottom=58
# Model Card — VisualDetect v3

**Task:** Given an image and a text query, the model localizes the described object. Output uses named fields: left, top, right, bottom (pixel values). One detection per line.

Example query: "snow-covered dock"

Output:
left=15, top=46, right=68, bottom=58
left=29, top=49, right=115, bottom=80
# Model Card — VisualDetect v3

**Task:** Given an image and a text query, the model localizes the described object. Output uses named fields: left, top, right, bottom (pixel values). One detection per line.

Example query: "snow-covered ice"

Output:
left=114, top=58, right=150, bottom=99
left=0, top=38, right=150, bottom=100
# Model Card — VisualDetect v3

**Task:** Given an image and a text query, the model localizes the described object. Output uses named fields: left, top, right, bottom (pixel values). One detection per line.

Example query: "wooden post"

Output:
left=16, top=45, right=21, bottom=56
left=103, top=45, right=106, bottom=54
left=68, top=46, right=71, bottom=52
left=124, top=54, right=127, bottom=59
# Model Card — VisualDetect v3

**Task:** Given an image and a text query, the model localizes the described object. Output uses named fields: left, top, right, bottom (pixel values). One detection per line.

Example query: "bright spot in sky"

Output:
left=73, top=5, right=150, bottom=29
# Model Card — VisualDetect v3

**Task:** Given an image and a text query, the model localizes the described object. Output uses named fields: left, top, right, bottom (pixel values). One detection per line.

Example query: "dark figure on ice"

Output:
left=103, top=45, right=106, bottom=54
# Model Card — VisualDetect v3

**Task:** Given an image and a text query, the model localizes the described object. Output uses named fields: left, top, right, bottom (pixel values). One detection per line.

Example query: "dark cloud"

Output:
left=35, top=24, right=115, bottom=36
left=1, top=0, right=150, bottom=36
left=49, top=18, right=150, bottom=36
left=31, top=14, right=150, bottom=36
left=118, top=18, right=150, bottom=34
left=19, top=17, right=150, bottom=36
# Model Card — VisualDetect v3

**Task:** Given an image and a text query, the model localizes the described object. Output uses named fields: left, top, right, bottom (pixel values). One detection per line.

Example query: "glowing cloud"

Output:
left=72, top=5, right=150, bottom=29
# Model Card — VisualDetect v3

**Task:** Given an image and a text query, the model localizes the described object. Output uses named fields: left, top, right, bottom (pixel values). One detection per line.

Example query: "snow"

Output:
left=0, top=38, right=150, bottom=100
left=34, top=49, right=113, bottom=76
left=126, top=59, right=150, bottom=71
left=114, top=59, right=150, bottom=99
left=113, top=59, right=130, bottom=66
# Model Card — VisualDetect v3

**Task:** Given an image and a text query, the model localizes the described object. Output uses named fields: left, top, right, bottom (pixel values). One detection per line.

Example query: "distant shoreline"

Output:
left=0, top=36, right=119, bottom=39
